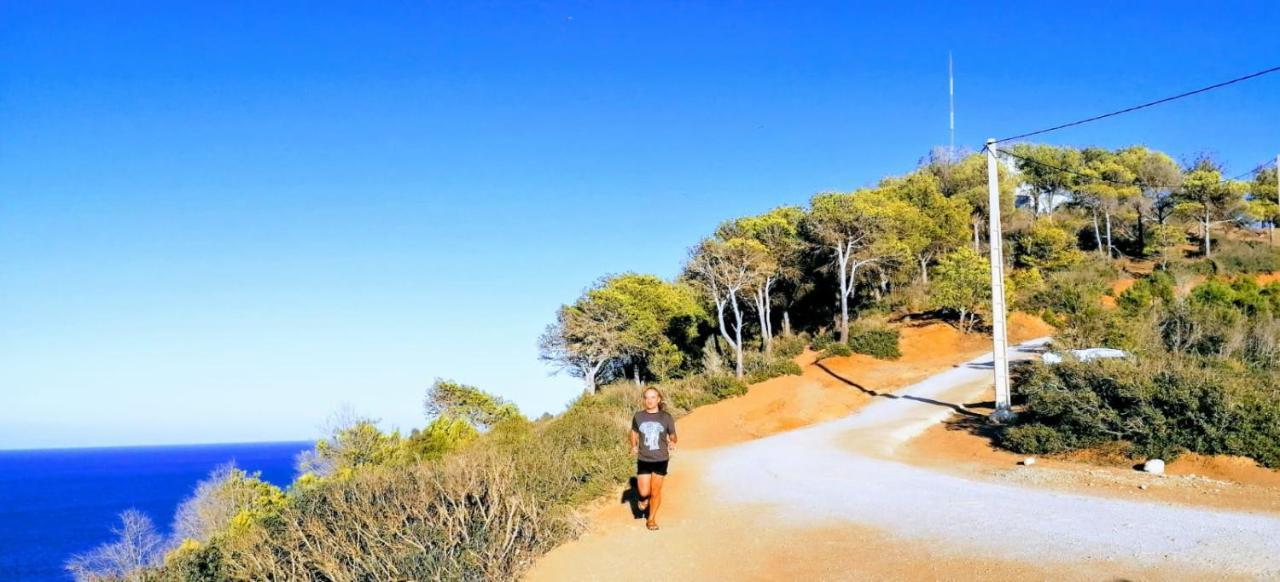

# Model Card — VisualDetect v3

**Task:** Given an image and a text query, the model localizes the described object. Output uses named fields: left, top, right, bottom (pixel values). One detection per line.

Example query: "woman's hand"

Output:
left=630, top=445, right=639, bottom=456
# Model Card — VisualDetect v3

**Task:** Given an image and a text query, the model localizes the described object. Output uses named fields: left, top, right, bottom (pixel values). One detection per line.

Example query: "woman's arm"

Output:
left=630, top=429, right=639, bottom=455
left=667, top=432, right=677, bottom=452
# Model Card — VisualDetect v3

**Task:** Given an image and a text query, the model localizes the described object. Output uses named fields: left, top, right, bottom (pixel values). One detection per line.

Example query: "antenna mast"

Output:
left=949, top=52, right=956, bottom=160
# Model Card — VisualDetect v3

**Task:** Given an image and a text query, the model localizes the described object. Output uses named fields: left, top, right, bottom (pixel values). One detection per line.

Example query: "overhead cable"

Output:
left=993, top=64, right=1280, bottom=144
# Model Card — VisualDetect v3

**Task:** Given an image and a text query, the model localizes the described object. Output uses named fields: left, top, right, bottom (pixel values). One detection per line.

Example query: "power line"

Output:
left=1230, top=158, right=1276, bottom=181
left=993, top=64, right=1280, bottom=144
left=995, top=148, right=1138, bottom=188
left=996, top=148, right=1266, bottom=188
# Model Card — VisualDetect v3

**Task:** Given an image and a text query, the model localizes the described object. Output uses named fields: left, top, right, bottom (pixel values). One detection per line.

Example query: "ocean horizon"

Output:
left=0, top=440, right=313, bottom=581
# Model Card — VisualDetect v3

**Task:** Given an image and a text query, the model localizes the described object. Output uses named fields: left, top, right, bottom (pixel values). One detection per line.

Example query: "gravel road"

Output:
left=708, top=338, right=1280, bottom=578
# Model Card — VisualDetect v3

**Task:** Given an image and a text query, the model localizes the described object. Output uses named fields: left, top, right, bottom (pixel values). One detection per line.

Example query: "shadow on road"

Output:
left=813, top=361, right=984, bottom=419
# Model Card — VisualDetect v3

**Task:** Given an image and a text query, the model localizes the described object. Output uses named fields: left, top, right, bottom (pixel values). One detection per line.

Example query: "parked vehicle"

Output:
left=1041, top=348, right=1131, bottom=365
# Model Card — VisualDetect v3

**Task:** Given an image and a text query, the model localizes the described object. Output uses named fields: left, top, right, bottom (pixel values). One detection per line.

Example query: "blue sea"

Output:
left=0, top=441, right=312, bottom=581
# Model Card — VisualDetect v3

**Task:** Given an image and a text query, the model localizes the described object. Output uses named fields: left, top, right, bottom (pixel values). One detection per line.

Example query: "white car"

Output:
left=1041, top=348, right=1130, bottom=365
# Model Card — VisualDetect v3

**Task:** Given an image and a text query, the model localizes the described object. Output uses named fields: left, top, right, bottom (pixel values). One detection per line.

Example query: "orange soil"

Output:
left=900, top=386, right=1280, bottom=516
left=1117, top=257, right=1157, bottom=276
left=1111, top=277, right=1136, bottom=295
left=678, top=313, right=1053, bottom=451
left=1101, top=272, right=1278, bottom=308
left=1100, top=278, right=1135, bottom=307
left=525, top=313, right=1216, bottom=582
left=525, top=449, right=1187, bottom=582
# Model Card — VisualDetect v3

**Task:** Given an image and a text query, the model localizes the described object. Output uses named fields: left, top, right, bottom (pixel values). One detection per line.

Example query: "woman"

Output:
left=630, top=386, right=677, bottom=531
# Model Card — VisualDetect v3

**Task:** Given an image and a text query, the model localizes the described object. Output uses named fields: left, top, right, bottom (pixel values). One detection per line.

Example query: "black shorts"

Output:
left=637, top=459, right=669, bottom=476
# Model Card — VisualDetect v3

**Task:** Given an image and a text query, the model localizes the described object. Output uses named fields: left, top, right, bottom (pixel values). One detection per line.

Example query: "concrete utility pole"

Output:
left=986, top=139, right=1014, bottom=422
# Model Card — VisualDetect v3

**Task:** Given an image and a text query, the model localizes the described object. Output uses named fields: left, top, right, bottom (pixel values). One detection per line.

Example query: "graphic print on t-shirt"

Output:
left=639, top=421, right=664, bottom=451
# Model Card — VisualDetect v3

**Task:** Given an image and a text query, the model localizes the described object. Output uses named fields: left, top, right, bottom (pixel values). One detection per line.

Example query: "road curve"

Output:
left=706, top=338, right=1280, bottom=578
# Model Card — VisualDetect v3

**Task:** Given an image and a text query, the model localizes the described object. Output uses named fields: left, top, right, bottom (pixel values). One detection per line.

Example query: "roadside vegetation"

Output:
left=70, top=145, right=1280, bottom=580
left=1003, top=270, right=1280, bottom=466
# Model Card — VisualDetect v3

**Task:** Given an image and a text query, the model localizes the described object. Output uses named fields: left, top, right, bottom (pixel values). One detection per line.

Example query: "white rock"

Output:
left=1144, top=459, right=1166, bottom=475
left=1021, top=457, right=1037, bottom=466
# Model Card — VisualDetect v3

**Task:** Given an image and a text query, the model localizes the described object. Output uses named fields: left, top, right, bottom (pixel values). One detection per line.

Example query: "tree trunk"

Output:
left=919, top=256, right=929, bottom=284
left=1135, top=201, right=1147, bottom=257
left=730, top=291, right=745, bottom=379
left=765, top=300, right=773, bottom=341
left=754, top=279, right=773, bottom=355
left=585, top=360, right=605, bottom=394
left=839, top=281, right=849, bottom=343
left=972, top=221, right=981, bottom=251
left=1204, top=208, right=1212, bottom=257
left=1104, top=211, right=1114, bottom=258
left=836, top=244, right=851, bottom=344
left=1092, top=210, right=1104, bottom=256
left=782, top=311, right=792, bottom=336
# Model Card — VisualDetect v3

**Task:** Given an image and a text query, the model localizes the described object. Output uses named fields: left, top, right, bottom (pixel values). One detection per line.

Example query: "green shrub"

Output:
left=1118, top=270, right=1178, bottom=316
left=1004, top=358, right=1280, bottom=466
left=662, top=373, right=748, bottom=413
left=1262, top=282, right=1280, bottom=314
left=772, top=334, right=808, bottom=359
left=1000, top=423, right=1074, bottom=455
left=568, top=381, right=638, bottom=416
left=1212, top=241, right=1280, bottom=274
left=1012, top=222, right=1085, bottom=271
left=887, top=280, right=932, bottom=315
left=1116, top=282, right=1154, bottom=314
left=848, top=327, right=901, bottom=360
left=1008, top=267, right=1046, bottom=308
left=1148, top=269, right=1176, bottom=299
left=525, top=408, right=633, bottom=505
left=745, top=359, right=803, bottom=384
left=819, top=342, right=853, bottom=360
left=701, top=374, right=748, bottom=399
left=212, top=453, right=571, bottom=581
left=810, top=332, right=837, bottom=351
left=1169, top=255, right=1217, bottom=277
left=1024, top=273, right=1107, bottom=319
left=664, top=384, right=719, bottom=413
left=155, top=539, right=227, bottom=582
left=1191, top=279, right=1235, bottom=308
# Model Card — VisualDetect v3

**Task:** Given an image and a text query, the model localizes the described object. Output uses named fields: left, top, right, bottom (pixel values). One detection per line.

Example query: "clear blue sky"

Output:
left=2, top=1, right=1277, bottom=449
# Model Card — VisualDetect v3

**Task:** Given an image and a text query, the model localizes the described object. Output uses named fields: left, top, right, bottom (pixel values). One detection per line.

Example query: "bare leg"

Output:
left=646, top=474, right=665, bottom=528
left=636, top=473, right=651, bottom=511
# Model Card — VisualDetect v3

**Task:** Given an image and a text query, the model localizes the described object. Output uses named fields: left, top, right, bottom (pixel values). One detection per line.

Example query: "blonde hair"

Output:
left=642, top=386, right=666, bottom=412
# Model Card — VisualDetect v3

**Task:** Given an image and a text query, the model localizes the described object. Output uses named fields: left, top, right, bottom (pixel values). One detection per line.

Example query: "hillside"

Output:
left=526, top=314, right=1280, bottom=580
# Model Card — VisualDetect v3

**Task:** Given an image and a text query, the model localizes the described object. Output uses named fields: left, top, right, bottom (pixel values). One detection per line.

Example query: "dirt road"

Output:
left=527, top=339, right=1280, bottom=580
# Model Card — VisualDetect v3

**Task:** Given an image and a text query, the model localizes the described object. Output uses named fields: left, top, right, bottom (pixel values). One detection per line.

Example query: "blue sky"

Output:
left=2, top=1, right=1278, bottom=448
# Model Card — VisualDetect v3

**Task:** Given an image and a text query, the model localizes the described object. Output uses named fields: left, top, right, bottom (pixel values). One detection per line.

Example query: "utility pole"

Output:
left=986, top=139, right=1014, bottom=422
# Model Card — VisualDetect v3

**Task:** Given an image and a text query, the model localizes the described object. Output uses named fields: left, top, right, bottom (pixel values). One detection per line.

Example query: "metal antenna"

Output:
left=949, top=52, right=956, bottom=160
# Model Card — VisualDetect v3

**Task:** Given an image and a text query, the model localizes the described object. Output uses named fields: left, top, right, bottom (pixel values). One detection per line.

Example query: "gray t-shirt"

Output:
left=632, top=410, right=676, bottom=462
